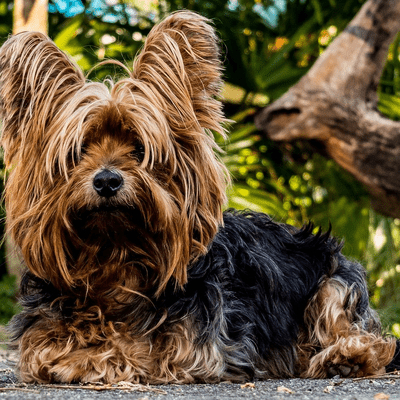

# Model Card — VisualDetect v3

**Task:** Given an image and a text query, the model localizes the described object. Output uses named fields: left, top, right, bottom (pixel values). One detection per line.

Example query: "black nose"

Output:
left=93, top=169, right=123, bottom=198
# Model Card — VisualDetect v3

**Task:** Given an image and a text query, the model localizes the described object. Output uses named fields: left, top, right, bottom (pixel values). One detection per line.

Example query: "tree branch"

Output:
left=255, top=0, right=400, bottom=217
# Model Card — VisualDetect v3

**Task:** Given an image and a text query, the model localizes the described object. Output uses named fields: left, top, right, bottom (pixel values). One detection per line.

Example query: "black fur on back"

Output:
left=9, top=210, right=377, bottom=379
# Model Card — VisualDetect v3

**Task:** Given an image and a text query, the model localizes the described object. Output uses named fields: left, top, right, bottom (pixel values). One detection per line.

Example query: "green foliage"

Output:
left=0, top=275, right=20, bottom=325
left=162, top=0, right=365, bottom=100
left=0, top=0, right=11, bottom=38
left=47, top=1, right=154, bottom=80
left=221, top=109, right=370, bottom=258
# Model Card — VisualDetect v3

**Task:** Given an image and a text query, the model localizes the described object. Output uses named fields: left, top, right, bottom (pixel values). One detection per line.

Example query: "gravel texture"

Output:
left=0, top=349, right=400, bottom=399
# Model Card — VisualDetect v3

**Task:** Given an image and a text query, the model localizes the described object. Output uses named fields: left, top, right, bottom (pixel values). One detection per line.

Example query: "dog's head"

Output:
left=0, top=11, right=229, bottom=296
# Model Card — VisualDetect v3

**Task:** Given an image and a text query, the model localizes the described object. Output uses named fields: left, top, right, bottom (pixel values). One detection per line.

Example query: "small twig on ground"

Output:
left=0, top=387, right=40, bottom=393
left=39, top=382, right=167, bottom=394
left=353, top=371, right=400, bottom=382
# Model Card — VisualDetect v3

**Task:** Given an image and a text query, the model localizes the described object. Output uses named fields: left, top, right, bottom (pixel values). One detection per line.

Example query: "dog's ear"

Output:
left=0, top=33, right=86, bottom=290
left=132, top=12, right=230, bottom=292
left=0, top=32, right=85, bottom=165
left=132, top=11, right=224, bottom=136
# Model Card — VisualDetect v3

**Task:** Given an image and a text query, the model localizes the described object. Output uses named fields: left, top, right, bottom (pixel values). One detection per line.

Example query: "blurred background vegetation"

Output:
left=1, top=0, right=400, bottom=333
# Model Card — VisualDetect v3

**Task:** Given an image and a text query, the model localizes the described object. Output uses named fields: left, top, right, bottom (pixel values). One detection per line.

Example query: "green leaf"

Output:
left=228, top=184, right=287, bottom=218
left=378, top=93, right=400, bottom=120
left=54, top=17, right=83, bottom=50
left=310, top=0, right=323, bottom=25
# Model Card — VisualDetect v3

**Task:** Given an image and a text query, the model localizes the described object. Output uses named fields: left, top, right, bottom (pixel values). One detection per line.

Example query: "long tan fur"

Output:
left=2, top=11, right=394, bottom=386
left=0, top=12, right=229, bottom=296
left=297, top=278, right=395, bottom=378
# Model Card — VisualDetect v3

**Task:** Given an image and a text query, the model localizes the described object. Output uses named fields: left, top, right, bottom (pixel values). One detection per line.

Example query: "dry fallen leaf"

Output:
left=277, top=386, right=294, bottom=394
left=374, top=393, right=390, bottom=400
left=324, top=385, right=335, bottom=393
left=240, top=382, right=255, bottom=389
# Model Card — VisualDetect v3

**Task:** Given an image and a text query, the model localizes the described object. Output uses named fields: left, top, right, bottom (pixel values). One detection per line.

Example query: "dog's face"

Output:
left=0, top=12, right=229, bottom=296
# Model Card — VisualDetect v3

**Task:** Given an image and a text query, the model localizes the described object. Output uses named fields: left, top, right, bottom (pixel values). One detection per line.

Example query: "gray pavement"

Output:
left=0, top=349, right=400, bottom=399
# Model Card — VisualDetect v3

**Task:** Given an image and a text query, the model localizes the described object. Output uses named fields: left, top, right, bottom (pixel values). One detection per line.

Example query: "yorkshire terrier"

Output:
left=0, top=11, right=399, bottom=384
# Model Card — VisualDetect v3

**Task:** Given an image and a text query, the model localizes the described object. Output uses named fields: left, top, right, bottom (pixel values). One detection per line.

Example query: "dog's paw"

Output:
left=306, top=335, right=395, bottom=378
left=327, top=362, right=361, bottom=378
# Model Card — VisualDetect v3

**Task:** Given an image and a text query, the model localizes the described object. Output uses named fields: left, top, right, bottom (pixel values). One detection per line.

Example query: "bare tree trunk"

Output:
left=13, top=0, right=48, bottom=34
left=255, top=0, right=400, bottom=218
left=7, top=0, right=48, bottom=282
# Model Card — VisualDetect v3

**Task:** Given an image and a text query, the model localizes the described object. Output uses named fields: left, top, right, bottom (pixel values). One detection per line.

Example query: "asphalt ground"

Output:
left=0, top=349, right=400, bottom=399
left=1, top=374, right=400, bottom=400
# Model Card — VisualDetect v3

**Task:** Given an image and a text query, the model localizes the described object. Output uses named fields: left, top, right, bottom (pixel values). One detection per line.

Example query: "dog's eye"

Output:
left=70, top=144, right=87, bottom=164
left=131, top=142, right=145, bottom=163
left=80, top=144, right=87, bottom=156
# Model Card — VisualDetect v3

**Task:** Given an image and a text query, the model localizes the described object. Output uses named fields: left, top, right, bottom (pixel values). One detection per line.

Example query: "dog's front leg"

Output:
left=14, top=317, right=155, bottom=384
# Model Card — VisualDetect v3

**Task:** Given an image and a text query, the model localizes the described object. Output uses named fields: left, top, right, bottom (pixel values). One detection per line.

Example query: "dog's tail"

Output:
left=386, top=339, right=400, bottom=372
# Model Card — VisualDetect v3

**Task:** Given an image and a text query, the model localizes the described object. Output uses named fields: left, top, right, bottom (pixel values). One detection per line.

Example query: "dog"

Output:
left=0, top=11, right=399, bottom=384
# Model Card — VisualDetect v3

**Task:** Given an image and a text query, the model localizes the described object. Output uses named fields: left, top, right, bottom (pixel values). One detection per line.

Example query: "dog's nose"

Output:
left=93, top=169, right=123, bottom=198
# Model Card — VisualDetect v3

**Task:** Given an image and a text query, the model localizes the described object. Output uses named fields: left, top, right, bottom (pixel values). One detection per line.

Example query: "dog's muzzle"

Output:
left=93, top=169, right=123, bottom=198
